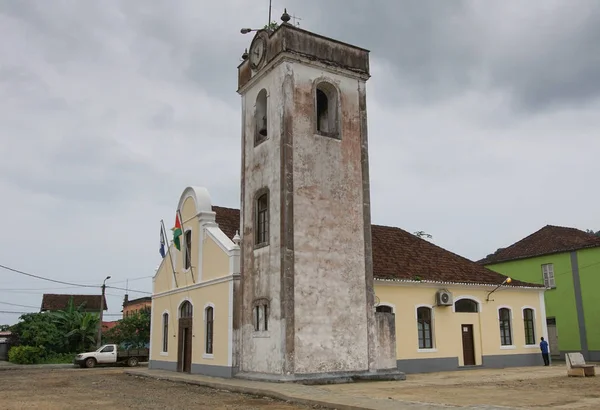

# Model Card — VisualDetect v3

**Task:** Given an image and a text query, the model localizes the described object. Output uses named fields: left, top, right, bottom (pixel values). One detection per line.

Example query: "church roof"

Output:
left=212, top=207, right=541, bottom=289
left=477, top=225, right=600, bottom=265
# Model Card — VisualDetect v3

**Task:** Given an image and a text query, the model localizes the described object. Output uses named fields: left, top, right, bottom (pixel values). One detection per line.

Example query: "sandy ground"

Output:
left=323, top=364, right=600, bottom=409
left=0, top=367, right=320, bottom=410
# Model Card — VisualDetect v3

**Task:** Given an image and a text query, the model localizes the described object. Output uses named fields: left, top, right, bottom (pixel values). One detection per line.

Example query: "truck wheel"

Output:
left=127, top=357, right=139, bottom=367
left=85, top=358, right=96, bottom=368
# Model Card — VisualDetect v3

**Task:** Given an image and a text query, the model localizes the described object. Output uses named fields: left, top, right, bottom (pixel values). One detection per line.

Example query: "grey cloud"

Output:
left=283, top=0, right=600, bottom=112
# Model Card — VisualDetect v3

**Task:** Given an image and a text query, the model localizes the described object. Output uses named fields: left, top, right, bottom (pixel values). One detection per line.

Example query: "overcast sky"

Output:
left=1, top=0, right=599, bottom=325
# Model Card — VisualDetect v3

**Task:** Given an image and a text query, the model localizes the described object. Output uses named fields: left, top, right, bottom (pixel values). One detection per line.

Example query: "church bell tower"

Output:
left=236, top=11, right=402, bottom=382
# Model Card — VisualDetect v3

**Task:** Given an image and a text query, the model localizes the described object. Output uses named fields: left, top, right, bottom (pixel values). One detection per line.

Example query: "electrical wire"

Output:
left=0, top=310, right=35, bottom=315
left=0, top=301, right=39, bottom=309
left=0, top=263, right=151, bottom=295
left=0, top=264, right=96, bottom=288
left=106, top=285, right=151, bottom=295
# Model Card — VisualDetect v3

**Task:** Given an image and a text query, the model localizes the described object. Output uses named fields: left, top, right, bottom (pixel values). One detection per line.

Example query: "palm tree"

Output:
left=66, top=312, right=99, bottom=352
left=51, top=297, right=99, bottom=352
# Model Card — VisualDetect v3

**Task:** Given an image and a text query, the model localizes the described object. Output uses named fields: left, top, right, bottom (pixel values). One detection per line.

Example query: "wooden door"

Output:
left=461, top=324, right=476, bottom=366
left=547, top=318, right=559, bottom=357
left=183, top=326, right=192, bottom=373
left=177, top=318, right=193, bottom=373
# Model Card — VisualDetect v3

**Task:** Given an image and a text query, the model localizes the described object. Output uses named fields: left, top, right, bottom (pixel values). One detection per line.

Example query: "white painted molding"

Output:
left=177, top=186, right=213, bottom=216
left=153, top=274, right=240, bottom=299
left=414, top=304, right=436, bottom=350
left=177, top=297, right=194, bottom=319
left=417, top=348, right=438, bottom=353
left=203, top=302, right=216, bottom=320
left=375, top=279, right=543, bottom=292
left=539, top=290, right=550, bottom=353
left=521, top=305, right=538, bottom=345
left=496, top=305, right=514, bottom=319
left=500, top=345, right=517, bottom=350
left=203, top=353, right=214, bottom=360
left=452, top=295, right=483, bottom=313
left=227, top=280, right=234, bottom=367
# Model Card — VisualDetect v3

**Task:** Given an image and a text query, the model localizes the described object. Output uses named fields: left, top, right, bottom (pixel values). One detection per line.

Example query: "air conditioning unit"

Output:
left=436, top=290, right=453, bottom=306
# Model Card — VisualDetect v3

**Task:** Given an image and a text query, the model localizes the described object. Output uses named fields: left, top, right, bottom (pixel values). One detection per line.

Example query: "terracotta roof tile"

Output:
left=41, top=294, right=108, bottom=311
left=211, top=207, right=540, bottom=288
left=212, top=206, right=240, bottom=241
left=478, top=225, right=600, bottom=265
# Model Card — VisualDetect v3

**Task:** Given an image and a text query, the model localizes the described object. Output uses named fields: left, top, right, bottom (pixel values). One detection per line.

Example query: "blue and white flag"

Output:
left=159, top=226, right=166, bottom=258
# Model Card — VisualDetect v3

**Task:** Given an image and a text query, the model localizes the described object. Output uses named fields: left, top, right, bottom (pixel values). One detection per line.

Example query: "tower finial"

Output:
left=281, top=8, right=291, bottom=23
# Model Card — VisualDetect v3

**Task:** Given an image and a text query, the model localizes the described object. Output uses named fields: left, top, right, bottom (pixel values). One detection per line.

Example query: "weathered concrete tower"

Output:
left=236, top=13, right=402, bottom=382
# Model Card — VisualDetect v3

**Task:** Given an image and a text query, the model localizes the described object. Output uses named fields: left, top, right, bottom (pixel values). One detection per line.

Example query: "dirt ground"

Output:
left=0, top=367, right=320, bottom=410
left=324, top=364, right=600, bottom=409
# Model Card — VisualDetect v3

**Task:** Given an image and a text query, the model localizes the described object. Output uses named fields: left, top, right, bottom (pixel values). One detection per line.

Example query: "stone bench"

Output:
left=566, top=352, right=596, bottom=377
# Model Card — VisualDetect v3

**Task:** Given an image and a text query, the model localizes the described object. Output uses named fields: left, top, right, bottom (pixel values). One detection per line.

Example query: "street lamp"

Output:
left=97, top=275, right=111, bottom=348
left=486, top=277, right=512, bottom=302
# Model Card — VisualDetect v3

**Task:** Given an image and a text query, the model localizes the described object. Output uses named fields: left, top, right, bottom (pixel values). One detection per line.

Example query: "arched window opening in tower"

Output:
left=255, top=89, right=268, bottom=145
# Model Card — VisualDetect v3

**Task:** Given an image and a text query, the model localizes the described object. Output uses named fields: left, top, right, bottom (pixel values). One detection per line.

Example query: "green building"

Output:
left=479, top=225, right=600, bottom=361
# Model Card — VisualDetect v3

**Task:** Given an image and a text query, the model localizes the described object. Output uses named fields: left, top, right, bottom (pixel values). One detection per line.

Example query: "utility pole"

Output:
left=97, top=275, right=111, bottom=348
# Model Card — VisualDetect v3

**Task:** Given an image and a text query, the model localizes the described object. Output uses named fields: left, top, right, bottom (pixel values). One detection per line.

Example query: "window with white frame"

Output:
left=162, top=313, right=169, bottom=352
left=205, top=306, right=214, bottom=354
left=417, top=307, right=433, bottom=349
left=499, top=308, right=513, bottom=346
left=542, top=263, right=556, bottom=288
left=523, top=308, right=535, bottom=345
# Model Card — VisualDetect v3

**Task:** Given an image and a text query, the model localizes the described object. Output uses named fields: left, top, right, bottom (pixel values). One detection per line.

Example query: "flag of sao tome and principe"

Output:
left=172, top=213, right=182, bottom=251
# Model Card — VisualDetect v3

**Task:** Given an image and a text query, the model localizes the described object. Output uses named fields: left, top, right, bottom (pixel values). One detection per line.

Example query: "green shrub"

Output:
left=8, top=345, right=46, bottom=365
left=38, top=352, right=76, bottom=364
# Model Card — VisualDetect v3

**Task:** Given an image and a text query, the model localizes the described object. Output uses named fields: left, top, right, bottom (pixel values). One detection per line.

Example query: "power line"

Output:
left=106, top=285, right=151, bottom=295
left=0, top=310, right=35, bottom=315
left=0, top=263, right=152, bottom=295
left=0, top=286, right=87, bottom=292
left=0, top=264, right=96, bottom=288
left=110, top=276, right=153, bottom=285
left=0, top=301, right=39, bottom=309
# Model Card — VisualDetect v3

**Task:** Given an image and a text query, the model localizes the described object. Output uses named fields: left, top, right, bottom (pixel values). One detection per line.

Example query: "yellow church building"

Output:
left=149, top=18, right=546, bottom=379
left=150, top=187, right=547, bottom=376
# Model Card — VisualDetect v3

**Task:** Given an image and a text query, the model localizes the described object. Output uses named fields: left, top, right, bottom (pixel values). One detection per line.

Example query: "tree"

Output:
left=104, top=309, right=151, bottom=348
left=51, top=297, right=99, bottom=352
left=586, top=229, right=600, bottom=237
left=65, top=312, right=99, bottom=352
left=9, top=312, right=66, bottom=353
left=0, top=324, right=10, bottom=331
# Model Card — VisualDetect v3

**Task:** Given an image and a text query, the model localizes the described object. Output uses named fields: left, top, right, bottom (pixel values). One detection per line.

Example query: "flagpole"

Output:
left=177, top=209, right=196, bottom=283
left=161, top=219, right=179, bottom=288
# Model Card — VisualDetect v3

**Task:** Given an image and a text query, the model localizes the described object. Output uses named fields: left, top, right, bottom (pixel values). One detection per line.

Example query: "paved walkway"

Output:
left=125, top=368, right=515, bottom=410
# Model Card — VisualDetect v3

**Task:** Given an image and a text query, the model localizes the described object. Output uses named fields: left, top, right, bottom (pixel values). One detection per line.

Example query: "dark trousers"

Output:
left=542, top=353, right=550, bottom=366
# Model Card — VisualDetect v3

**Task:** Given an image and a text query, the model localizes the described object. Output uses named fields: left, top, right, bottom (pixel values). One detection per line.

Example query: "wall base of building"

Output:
left=235, top=368, right=406, bottom=385
left=398, top=353, right=544, bottom=374
left=148, top=360, right=237, bottom=378
left=558, top=350, right=600, bottom=362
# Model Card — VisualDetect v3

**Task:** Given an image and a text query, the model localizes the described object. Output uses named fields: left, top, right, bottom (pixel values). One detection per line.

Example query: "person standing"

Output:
left=540, top=337, right=550, bottom=366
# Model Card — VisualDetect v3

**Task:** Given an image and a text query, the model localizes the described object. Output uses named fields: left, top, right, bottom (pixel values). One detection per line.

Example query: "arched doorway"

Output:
left=177, top=300, right=193, bottom=373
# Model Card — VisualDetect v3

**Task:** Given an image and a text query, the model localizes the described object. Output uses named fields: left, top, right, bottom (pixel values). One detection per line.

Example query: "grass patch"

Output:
left=38, top=353, right=76, bottom=364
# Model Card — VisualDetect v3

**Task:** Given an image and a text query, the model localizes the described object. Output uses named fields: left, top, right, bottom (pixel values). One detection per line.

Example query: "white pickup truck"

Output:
left=74, top=344, right=149, bottom=368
